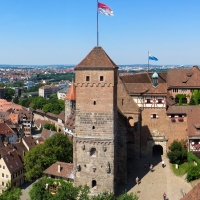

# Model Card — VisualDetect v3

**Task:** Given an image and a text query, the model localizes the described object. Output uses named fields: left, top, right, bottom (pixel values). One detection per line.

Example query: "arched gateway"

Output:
left=153, top=145, right=163, bottom=156
left=147, top=133, right=168, bottom=157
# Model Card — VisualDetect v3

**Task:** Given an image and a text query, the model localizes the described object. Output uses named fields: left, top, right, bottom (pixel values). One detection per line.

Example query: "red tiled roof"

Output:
left=167, top=66, right=200, bottom=88
left=187, top=107, right=200, bottom=137
left=44, top=161, right=74, bottom=179
left=181, top=182, right=200, bottom=200
left=124, top=83, right=167, bottom=95
left=74, top=46, right=118, bottom=70
left=0, top=123, right=15, bottom=136
left=23, top=137, right=43, bottom=149
left=120, top=72, right=151, bottom=83
left=2, top=150, right=23, bottom=173
left=166, top=106, right=195, bottom=114
left=65, top=80, right=76, bottom=100
left=41, top=129, right=56, bottom=140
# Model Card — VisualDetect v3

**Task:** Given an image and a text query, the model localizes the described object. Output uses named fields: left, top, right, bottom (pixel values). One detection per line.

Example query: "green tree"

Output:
left=175, top=94, right=186, bottom=105
left=13, top=97, right=19, bottom=104
left=24, top=133, right=73, bottom=180
left=117, top=191, right=139, bottom=200
left=192, top=89, right=200, bottom=105
left=4, top=88, right=15, bottom=100
left=187, top=165, right=200, bottom=182
left=29, top=178, right=89, bottom=200
left=43, top=123, right=56, bottom=131
left=0, top=182, right=21, bottom=200
left=42, top=103, right=54, bottom=113
left=167, top=140, right=187, bottom=164
left=32, top=97, right=47, bottom=110
left=189, top=95, right=196, bottom=105
left=90, top=191, right=114, bottom=200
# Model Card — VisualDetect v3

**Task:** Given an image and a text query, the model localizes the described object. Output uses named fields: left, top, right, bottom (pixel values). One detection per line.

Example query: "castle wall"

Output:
left=141, top=108, right=187, bottom=157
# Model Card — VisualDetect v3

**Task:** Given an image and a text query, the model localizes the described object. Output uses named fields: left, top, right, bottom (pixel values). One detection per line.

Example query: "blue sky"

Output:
left=0, top=0, right=200, bottom=65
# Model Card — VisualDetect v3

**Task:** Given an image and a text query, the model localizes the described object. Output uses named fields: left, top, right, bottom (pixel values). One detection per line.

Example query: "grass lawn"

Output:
left=171, top=162, right=188, bottom=176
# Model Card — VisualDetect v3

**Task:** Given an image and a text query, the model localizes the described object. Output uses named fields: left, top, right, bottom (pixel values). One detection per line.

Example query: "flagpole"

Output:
left=97, top=0, right=99, bottom=46
left=147, top=51, right=149, bottom=72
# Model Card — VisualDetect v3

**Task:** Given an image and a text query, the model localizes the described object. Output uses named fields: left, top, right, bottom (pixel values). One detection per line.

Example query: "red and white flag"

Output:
left=98, top=2, right=114, bottom=16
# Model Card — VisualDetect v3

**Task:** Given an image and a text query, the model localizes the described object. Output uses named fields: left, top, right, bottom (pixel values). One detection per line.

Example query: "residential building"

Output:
left=0, top=123, right=18, bottom=144
left=39, top=85, right=59, bottom=98
left=0, top=150, right=24, bottom=193
left=19, top=109, right=33, bottom=137
left=57, top=88, right=69, bottom=100
left=44, top=161, right=74, bottom=182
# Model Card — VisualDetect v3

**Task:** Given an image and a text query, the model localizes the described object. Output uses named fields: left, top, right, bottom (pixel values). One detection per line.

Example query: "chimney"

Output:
left=58, top=164, right=61, bottom=173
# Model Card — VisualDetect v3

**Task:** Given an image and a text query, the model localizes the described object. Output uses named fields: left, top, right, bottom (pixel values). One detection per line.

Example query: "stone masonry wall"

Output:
left=74, top=69, right=118, bottom=195
left=141, top=108, right=187, bottom=157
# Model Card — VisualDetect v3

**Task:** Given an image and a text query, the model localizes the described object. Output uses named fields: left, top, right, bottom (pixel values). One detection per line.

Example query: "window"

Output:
left=182, top=89, right=187, bottom=93
left=146, top=99, right=151, bottom=103
left=5, top=157, right=8, bottom=162
left=173, top=89, right=178, bottom=92
left=92, top=180, right=97, bottom=188
left=122, top=99, right=124, bottom=106
left=2, top=173, right=4, bottom=177
left=0, top=165, right=1, bottom=168
left=2, top=182, right=4, bottom=186
left=100, top=76, right=104, bottom=81
left=157, top=99, right=162, bottom=104
left=92, top=126, right=95, bottom=130
left=151, top=114, right=158, bottom=119
left=93, top=101, right=96, bottom=105
left=90, top=148, right=96, bottom=157
left=6, top=175, right=8, bottom=179
left=86, top=76, right=90, bottom=81
left=16, top=162, right=19, bottom=166
left=10, top=165, right=13, bottom=169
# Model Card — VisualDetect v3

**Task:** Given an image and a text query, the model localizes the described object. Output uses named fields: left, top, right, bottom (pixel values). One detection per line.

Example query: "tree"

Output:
left=189, top=95, right=196, bottom=105
left=4, top=88, right=15, bottom=100
left=0, top=182, right=21, bottom=200
left=29, top=178, right=89, bottom=200
left=117, top=192, right=139, bottom=200
left=192, top=89, right=200, bottom=105
left=13, top=97, right=19, bottom=104
left=24, top=133, right=73, bottom=180
left=167, top=140, right=187, bottom=164
left=43, top=124, right=56, bottom=131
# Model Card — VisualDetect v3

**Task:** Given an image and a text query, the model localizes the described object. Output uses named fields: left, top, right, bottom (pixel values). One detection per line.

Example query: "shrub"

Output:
left=167, top=140, right=187, bottom=164
left=187, top=166, right=200, bottom=182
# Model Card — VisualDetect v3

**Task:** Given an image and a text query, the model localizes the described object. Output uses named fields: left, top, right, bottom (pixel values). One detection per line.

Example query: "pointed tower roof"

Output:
left=65, top=80, right=76, bottom=100
left=74, top=46, right=118, bottom=70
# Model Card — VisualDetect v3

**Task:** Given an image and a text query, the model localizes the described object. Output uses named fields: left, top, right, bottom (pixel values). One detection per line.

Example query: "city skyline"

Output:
left=1, top=1, right=200, bottom=65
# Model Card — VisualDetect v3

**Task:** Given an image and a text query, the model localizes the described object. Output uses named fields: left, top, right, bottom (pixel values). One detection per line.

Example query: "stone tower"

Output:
left=74, top=46, right=118, bottom=195
left=65, top=80, right=76, bottom=123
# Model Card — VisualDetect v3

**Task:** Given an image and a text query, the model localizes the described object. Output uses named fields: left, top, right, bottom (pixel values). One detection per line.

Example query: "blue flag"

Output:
left=149, top=54, right=158, bottom=61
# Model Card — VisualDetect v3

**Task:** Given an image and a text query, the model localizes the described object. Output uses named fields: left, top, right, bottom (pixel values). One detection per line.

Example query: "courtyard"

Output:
left=118, top=155, right=192, bottom=200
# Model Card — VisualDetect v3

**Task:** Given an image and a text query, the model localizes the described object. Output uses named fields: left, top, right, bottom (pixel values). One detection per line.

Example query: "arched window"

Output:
left=92, top=180, right=96, bottom=188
